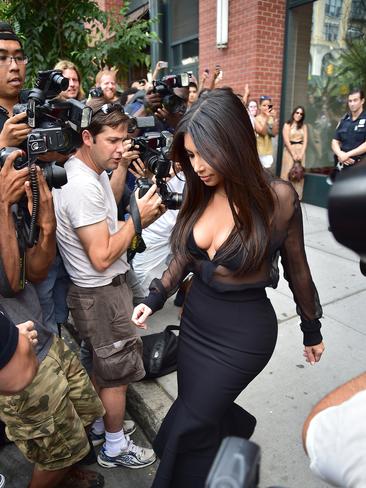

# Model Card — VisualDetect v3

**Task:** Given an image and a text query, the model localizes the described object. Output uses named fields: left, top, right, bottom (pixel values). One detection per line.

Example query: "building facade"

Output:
left=107, top=0, right=366, bottom=207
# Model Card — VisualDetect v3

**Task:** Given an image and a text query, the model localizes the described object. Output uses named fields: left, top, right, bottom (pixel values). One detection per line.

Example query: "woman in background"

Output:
left=281, top=106, right=308, bottom=199
left=132, top=88, right=324, bottom=488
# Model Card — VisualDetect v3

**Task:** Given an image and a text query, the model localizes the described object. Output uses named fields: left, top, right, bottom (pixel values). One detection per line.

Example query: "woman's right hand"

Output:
left=132, top=304, right=152, bottom=329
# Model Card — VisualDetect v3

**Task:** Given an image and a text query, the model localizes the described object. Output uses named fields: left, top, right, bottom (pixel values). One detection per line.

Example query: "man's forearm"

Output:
left=0, top=204, right=21, bottom=291
left=303, top=372, right=366, bottom=452
left=25, top=228, right=56, bottom=282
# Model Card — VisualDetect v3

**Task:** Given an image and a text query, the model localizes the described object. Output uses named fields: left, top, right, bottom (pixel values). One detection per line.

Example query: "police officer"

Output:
left=331, top=89, right=366, bottom=170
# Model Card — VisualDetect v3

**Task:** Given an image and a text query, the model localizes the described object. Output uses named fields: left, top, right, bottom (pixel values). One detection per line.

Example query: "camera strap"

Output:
left=128, top=192, right=146, bottom=256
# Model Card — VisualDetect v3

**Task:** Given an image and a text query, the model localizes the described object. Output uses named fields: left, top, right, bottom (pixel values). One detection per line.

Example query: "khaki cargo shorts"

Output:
left=0, top=336, right=105, bottom=471
left=67, top=275, right=145, bottom=388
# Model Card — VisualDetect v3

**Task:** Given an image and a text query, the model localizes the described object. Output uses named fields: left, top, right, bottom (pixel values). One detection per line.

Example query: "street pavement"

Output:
left=1, top=202, right=365, bottom=487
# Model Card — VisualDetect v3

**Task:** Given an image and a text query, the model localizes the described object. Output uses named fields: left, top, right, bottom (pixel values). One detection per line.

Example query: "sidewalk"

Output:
left=127, top=203, right=366, bottom=488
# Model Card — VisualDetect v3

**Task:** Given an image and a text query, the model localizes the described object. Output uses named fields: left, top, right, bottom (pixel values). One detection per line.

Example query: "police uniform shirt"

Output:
left=334, top=110, right=366, bottom=157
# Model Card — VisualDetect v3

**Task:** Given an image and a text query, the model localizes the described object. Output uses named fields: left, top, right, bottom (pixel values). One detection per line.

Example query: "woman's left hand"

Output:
left=303, top=342, right=325, bottom=365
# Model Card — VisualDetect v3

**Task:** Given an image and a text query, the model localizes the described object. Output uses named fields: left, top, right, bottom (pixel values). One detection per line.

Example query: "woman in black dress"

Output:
left=132, top=88, right=325, bottom=488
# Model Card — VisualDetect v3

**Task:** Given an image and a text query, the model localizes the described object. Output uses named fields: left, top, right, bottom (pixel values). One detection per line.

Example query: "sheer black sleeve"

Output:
left=144, top=252, right=191, bottom=313
left=276, top=182, right=323, bottom=346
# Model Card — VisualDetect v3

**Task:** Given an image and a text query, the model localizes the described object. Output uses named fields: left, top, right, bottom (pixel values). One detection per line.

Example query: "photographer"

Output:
left=94, top=68, right=119, bottom=102
left=0, top=149, right=105, bottom=488
left=0, top=23, right=105, bottom=488
left=53, top=98, right=163, bottom=470
left=0, top=314, right=38, bottom=488
left=0, top=23, right=71, bottom=337
left=0, top=22, right=31, bottom=148
left=303, top=372, right=366, bottom=487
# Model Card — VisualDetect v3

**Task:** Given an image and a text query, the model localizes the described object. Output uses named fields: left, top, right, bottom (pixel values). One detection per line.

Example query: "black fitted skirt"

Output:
left=152, top=276, right=278, bottom=488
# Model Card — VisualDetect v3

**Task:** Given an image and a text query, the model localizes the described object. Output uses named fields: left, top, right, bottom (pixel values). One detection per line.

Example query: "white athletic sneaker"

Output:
left=97, top=438, right=156, bottom=469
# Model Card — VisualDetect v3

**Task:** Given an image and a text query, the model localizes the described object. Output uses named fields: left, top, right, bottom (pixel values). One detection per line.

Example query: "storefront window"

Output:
left=170, top=0, right=198, bottom=73
left=284, top=0, right=366, bottom=175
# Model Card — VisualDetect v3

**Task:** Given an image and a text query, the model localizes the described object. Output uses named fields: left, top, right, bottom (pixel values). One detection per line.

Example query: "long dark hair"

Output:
left=287, top=105, right=305, bottom=129
left=170, top=87, right=275, bottom=275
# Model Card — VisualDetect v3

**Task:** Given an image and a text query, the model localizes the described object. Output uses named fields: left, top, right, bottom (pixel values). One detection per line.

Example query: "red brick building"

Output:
left=199, top=0, right=286, bottom=109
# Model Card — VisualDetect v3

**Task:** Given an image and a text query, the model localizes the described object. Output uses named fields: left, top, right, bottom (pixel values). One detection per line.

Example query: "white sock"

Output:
left=92, top=417, right=105, bottom=435
left=105, top=429, right=128, bottom=457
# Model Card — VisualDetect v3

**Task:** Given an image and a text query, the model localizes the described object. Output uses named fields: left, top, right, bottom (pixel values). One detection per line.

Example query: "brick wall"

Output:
left=199, top=0, right=286, bottom=109
left=97, top=0, right=123, bottom=12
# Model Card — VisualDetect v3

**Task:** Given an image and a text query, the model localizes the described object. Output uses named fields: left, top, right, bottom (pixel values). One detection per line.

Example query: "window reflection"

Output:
left=285, top=0, right=366, bottom=175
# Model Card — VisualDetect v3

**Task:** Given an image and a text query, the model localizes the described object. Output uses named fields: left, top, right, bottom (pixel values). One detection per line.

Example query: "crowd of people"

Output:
left=0, top=18, right=365, bottom=488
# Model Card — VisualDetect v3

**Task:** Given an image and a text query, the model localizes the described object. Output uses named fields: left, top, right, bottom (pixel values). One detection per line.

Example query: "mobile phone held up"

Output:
left=159, top=61, right=168, bottom=69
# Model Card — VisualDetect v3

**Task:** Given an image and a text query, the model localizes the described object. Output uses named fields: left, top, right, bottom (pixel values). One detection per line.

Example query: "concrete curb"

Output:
left=127, top=379, right=173, bottom=443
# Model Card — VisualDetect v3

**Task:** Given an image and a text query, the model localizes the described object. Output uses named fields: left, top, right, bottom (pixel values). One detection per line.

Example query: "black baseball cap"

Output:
left=0, top=21, right=23, bottom=46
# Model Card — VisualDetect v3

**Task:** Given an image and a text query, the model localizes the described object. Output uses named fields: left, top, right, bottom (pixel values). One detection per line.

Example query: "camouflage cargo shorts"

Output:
left=0, top=336, right=105, bottom=471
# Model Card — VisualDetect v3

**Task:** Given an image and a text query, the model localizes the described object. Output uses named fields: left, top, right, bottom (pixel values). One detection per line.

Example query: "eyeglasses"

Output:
left=295, top=111, right=304, bottom=116
left=93, top=103, right=125, bottom=116
left=0, top=54, right=28, bottom=66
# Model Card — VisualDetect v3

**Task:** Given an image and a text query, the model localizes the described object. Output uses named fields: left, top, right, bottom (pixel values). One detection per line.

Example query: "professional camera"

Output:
left=0, top=70, right=92, bottom=248
left=132, top=131, right=183, bottom=210
left=328, top=161, right=366, bottom=275
left=88, top=86, right=103, bottom=98
left=206, top=437, right=286, bottom=488
left=152, top=73, right=190, bottom=114
left=0, top=147, right=66, bottom=189
left=13, top=70, right=92, bottom=156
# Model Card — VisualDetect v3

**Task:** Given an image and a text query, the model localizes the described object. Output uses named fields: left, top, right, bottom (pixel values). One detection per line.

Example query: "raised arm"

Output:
left=25, top=169, right=56, bottom=283
left=0, top=150, right=29, bottom=293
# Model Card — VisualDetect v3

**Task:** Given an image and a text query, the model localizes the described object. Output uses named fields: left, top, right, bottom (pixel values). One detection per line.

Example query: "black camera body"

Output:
left=13, top=70, right=92, bottom=157
left=0, top=147, right=67, bottom=189
left=328, top=161, right=366, bottom=275
left=0, top=70, right=92, bottom=189
left=133, top=131, right=183, bottom=210
left=152, top=73, right=189, bottom=114
left=88, top=86, right=104, bottom=98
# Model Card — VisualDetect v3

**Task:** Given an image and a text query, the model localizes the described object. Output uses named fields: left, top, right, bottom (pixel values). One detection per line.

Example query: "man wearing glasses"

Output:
left=0, top=22, right=31, bottom=148
left=53, top=98, right=163, bottom=470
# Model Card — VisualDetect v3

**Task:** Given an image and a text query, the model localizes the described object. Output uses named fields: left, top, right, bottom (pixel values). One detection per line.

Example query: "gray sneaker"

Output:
left=97, top=439, right=156, bottom=469
left=89, top=420, right=136, bottom=447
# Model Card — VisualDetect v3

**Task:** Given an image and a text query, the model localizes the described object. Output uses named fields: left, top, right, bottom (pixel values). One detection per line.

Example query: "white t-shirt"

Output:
left=53, top=156, right=129, bottom=287
left=306, top=389, right=366, bottom=487
left=132, top=174, right=185, bottom=294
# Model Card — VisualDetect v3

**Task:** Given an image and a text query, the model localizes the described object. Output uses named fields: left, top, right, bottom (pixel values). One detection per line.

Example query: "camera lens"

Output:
left=52, top=73, right=69, bottom=91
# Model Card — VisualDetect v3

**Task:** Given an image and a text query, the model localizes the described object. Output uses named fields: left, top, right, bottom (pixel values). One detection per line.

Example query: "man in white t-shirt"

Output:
left=303, top=372, right=366, bottom=487
left=53, top=99, right=164, bottom=470
left=132, top=173, right=185, bottom=294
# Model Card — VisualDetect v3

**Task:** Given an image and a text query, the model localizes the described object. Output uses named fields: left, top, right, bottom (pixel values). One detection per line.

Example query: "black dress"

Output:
left=144, top=180, right=323, bottom=488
